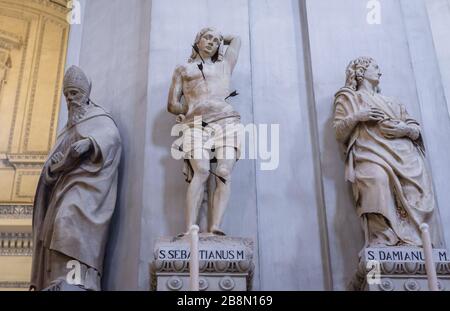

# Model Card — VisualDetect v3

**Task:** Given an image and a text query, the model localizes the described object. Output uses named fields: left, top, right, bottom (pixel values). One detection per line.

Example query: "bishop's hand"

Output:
left=70, top=138, right=92, bottom=157
left=50, top=152, right=64, bottom=165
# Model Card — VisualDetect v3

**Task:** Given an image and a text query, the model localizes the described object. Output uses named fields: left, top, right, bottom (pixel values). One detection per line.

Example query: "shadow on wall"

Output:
left=101, top=105, right=144, bottom=290
left=151, top=107, right=186, bottom=236
left=101, top=146, right=125, bottom=289
left=322, top=101, right=364, bottom=289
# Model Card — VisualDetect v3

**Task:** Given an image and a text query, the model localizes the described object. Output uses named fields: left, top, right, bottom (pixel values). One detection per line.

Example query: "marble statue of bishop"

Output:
left=30, top=66, right=122, bottom=291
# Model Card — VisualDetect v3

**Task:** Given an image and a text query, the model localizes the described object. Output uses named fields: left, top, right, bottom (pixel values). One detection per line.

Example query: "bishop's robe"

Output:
left=31, top=105, right=121, bottom=290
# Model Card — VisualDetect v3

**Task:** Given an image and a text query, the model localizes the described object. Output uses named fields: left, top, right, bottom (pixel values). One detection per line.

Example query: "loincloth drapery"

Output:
left=179, top=112, right=242, bottom=183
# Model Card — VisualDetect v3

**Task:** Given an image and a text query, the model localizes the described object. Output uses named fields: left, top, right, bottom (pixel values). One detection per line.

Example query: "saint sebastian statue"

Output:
left=168, top=28, right=242, bottom=236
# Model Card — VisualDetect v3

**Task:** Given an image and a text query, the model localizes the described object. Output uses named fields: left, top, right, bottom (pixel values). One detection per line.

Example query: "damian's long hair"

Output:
left=344, top=56, right=381, bottom=93
left=188, top=27, right=225, bottom=63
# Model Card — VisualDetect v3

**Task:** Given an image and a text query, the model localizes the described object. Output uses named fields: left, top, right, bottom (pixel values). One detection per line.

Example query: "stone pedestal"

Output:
left=150, top=235, right=254, bottom=291
left=350, top=247, right=450, bottom=291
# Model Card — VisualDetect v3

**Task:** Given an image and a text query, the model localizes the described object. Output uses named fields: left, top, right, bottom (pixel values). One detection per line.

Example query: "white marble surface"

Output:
left=141, top=0, right=261, bottom=290
left=58, top=0, right=86, bottom=130
left=426, top=0, right=450, bottom=115
left=249, top=0, right=327, bottom=290
left=400, top=0, right=450, bottom=249
left=72, top=0, right=152, bottom=290
left=305, top=0, right=450, bottom=289
left=64, top=0, right=450, bottom=291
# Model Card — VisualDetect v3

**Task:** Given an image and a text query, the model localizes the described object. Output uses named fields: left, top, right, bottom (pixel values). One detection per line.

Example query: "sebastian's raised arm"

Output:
left=223, top=35, right=241, bottom=73
left=167, top=65, right=187, bottom=115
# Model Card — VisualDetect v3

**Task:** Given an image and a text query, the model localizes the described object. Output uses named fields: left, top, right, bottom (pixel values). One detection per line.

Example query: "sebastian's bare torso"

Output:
left=179, top=60, right=235, bottom=121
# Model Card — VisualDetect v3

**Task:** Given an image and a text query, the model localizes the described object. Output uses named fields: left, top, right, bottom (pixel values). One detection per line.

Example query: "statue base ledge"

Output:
left=350, top=247, right=450, bottom=291
left=150, top=234, right=254, bottom=291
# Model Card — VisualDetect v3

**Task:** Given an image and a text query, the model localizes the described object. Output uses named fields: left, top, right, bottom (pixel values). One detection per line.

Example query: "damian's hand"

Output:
left=70, top=138, right=92, bottom=157
left=355, top=107, right=386, bottom=122
left=379, top=120, right=410, bottom=139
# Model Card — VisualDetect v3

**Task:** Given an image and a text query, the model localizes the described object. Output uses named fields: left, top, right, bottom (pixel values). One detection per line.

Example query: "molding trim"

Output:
left=0, top=0, right=71, bottom=15
left=0, top=205, right=33, bottom=219
left=0, top=29, right=23, bottom=50
left=23, top=17, right=68, bottom=153
left=6, top=154, right=46, bottom=169
left=0, top=281, right=30, bottom=289
left=15, top=171, right=41, bottom=199
left=0, top=232, right=33, bottom=256
left=1, top=8, right=33, bottom=153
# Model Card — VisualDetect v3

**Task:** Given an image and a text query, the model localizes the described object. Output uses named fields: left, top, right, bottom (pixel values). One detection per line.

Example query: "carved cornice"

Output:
left=0, top=205, right=33, bottom=219
left=0, top=281, right=30, bottom=289
left=0, top=232, right=33, bottom=256
left=36, top=0, right=71, bottom=14
left=13, top=0, right=71, bottom=14
left=50, top=0, right=70, bottom=8
left=349, top=256, right=450, bottom=291
left=152, top=259, right=254, bottom=274
left=5, top=154, right=46, bottom=169
left=357, top=259, right=450, bottom=276
left=0, top=30, right=22, bottom=51
left=150, top=260, right=255, bottom=291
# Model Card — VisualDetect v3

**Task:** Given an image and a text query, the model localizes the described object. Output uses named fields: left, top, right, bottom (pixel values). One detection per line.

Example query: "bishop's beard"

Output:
left=67, top=101, right=88, bottom=127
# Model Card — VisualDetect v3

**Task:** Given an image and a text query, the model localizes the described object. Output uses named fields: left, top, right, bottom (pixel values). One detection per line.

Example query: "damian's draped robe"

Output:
left=31, top=105, right=121, bottom=290
left=333, top=88, right=440, bottom=247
